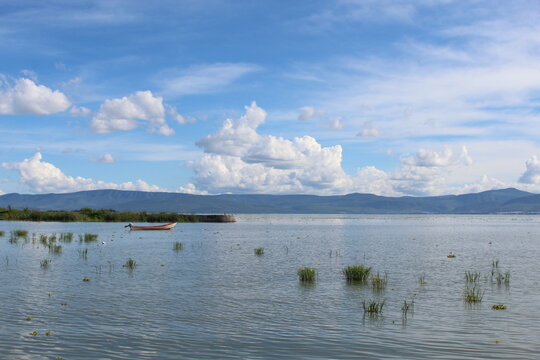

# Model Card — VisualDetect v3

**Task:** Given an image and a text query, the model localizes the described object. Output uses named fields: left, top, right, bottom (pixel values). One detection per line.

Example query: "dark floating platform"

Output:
left=196, top=214, right=236, bottom=223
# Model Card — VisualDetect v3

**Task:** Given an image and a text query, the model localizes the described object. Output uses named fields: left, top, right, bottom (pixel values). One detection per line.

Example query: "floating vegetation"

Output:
left=0, top=231, right=4, bottom=237
left=40, top=259, right=51, bottom=268
left=492, top=304, right=507, bottom=310
left=401, top=300, right=414, bottom=317
left=79, top=249, right=88, bottom=260
left=343, top=265, right=371, bottom=283
left=297, top=267, right=316, bottom=282
left=370, top=272, right=388, bottom=291
left=25, top=317, right=33, bottom=321
left=29, top=331, right=38, bottom=336
left=173, top=242, right=183, bottom=251
left=123, top=258, right=137, bottom=269
left=80, top=233, right=98, bottom=243
left=48, top=244, right=62, bottom=255
left=418, top=273, right=427, bottom=285
left=464, top=270, right=481, bottom=283
left=464, top=285, right=485, bottom=303
left=447, top=252, right=456, bottom=258
left=59, top=232, right=73, bottom=243
left=362, top=299, right=385, bottom=314
left=254, top=247, right=264, bottom=256
left=45, top=331, right=52, bottom=336
left=13, top=229, right=28, bottom=237
left=82, top=277, right=91, bottom=282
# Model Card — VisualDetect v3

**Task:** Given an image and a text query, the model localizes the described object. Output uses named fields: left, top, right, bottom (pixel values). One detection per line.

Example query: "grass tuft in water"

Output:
left=13, top=229, right=28, bottom=237
left=123, top=258, right=137, bottom=269
left=59, top=232, right=73, bottom=243
left=173, top=242, right=183, bottom=251
left=401, top=300, right=414, bottom=317
left=343, top=265, right=371, bottom=282
left=370, top=272, right=388, bottom=291
left=492, top=304, right=507, bottom=310
left=0, top=231, right=4, bottom=237
left=80, top=233, right=98, bottom=243
left=464, top=270, right=481, bottom=283
left=48, top=244, right=62, bottom=255
left=496, top=271, right=511, bottom=287
left=447, top=252, right=456, bottom=258
left=418, top=273, right=427, bottom=285
left=464, top=285, right=485, bottom=303
left=40, top=259, right=51, bottom=268
left=297, top=267, right=316, bottom=282
left=254, top=247, right=264, bottom=256
left=82, top=277, right=91, bottom=282
left=362, top=299, right=385, bottom=314
left=78, top=249, right=88, bottom=260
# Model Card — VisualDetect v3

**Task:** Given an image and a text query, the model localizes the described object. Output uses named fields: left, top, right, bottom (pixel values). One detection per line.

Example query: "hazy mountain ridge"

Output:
left=1, top=188, right=539, bottom=214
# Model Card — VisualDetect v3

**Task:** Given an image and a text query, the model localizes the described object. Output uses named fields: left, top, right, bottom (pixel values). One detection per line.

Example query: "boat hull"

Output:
left=128, top=222, right=177, bottom=230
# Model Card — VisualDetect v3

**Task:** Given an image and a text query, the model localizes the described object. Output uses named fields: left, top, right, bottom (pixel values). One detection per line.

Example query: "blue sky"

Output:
left=2, top=0, right=540, bottom=196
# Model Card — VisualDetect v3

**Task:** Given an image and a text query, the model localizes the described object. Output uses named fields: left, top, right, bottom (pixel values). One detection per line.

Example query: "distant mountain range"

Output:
left=1, top=188, right=540, bottom=214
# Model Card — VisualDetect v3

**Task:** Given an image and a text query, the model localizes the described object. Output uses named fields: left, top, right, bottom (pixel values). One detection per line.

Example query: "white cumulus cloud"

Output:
left=1, top=152, right=163, bottom=193
left=90, top=90, right=173, bottom=135
left=90, top=153, right=116, bottom=163
left=0, top=78, right=71, bottom=115
left=297, top=106, right=326, bottom=121
left=518, top=155, right=540, bottom=184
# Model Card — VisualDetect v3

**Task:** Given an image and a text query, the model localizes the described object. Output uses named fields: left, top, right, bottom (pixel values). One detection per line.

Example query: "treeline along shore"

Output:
left=0, top=207, right=236, bottom=223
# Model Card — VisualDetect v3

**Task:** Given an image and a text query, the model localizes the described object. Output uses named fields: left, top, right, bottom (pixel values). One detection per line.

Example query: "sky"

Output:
left=1, top=0, right=540, bottom=196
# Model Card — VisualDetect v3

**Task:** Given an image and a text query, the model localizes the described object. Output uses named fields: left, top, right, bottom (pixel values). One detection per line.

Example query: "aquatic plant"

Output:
left=370, top=272, right=388, bottom=291
left=49, top=233, right=57, bottom=242
left=173, top=241, right=183, bottom=251
left=39, top=234, right=49, bottom=246
left=82, top=277, right=91, bottom=282
left=401, top=300, right=414, bottom=317
left=447, top=252, right=456, bottom=258
left=464, top=270, right=481, bottom=283
left=0, top=231, right=4, bottom=237
left=496, top=271, right=511, bottom=287
left=78, top=249, right=88, bottom=260
left=297, top=267, right=316, bottom=282
left=8, top=234, right=18, bottom=244
left=418, top=273, right=427, bottom=285
left=362, top=299, right=385, bottom=314
left=48, top=244, right=62, bottom=255
left=343, top=265, right=371, bottom=282
left=40, top=259, right=51, bottom=268
left=492, top=304, right=507, bottom=310
left=59, top=232, right=73, bottom=243
left=29, top=331, right=38, bottom=336
left=123, top=258, right=137, bottom=269
left=45, top=331, right=52, bottom=336
left=80, top=233, right=99, bottom=243
left=13, top=229, right=28, bottom=237
left=25, top=316, right=33, bottom=321
left=254, top=247, right=264, bottom=256
left=464, top=285, right=485, bottom=303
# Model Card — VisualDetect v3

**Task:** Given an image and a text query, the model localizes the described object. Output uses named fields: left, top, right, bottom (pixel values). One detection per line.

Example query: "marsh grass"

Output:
left=40, top=259, right=51, bottom=268
left=78, top=249, right=88, bottom=260
left=8, top=234, right=18, bottom=244
left=173, top=242, right=183, bottom=251
left=370, top=272, right=388, bottom=291
left=496, top=271, right=511, bottom=287
left=492, top=304, right=507, bottom=310
left=13, top=230, right=28, bottom=237
left=254, top=247, right=264, bottom=256
left=123, top=258, right=137, bottom=269
left=343, top=265, right=371, bottom=283
left=48, top=244, right=62, bottom=255
left=401, top=300, right=414, bottom=317
left=464, top=285, right=485, bottom=303
left=59, top=233, right=73, bottom=243
left=418, top=273, right=427, bottom=285
left=0, top=231, right=4, bottom=237
left=465, top=270, right=481, bottom=283
left=362, top=299, right=385, bottom=314
left=490, top=259, right=510, bottom=287
left=80, top=233, right=98, bottom=243
left=297, top=267, right=316, bottom=282
left=39, top=234, right=49, bottom=246
left=49, top=233, right=57, bottom=243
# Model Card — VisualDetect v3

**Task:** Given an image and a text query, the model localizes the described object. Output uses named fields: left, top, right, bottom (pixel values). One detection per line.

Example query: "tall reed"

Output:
left=343, top=265, right=371, bottom=282
left=297, top=267, right=316, bottom=282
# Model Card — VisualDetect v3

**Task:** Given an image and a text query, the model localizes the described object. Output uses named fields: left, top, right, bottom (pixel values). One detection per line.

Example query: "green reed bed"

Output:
left=48, top=244, right=62, bottom=255
left=362, top=299, right=385, bottom=314
left=123, top=258, right=137, bottom=269
left=40, top=259, right=51, bottom=268
left=343, top=265, right=371, bottom=283
left=492, top=304, right=507, bottom=310
left=79, top=233, right=98, bottom=243
left=254, top=247, right=264, bottom=256
left=464, top=285, right=485, bottom=303
left=59, top=232, right=73, bottom=243
left=464, top=270, right=481, bottom=283
left=173, top=242, right=183, bottom=251
left=370, top=272, right=388, bottom=291
left=297, top=267, right=316, bottom=282
left=12, top=229, right=28, bottom=237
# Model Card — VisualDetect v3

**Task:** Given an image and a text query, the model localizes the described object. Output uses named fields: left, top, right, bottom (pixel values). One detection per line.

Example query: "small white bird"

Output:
left=101, top=241, right=106, bottom=245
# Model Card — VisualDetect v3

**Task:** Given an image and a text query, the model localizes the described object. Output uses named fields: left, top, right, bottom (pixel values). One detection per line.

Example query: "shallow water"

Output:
left=0, top=215, right=539, bottom=359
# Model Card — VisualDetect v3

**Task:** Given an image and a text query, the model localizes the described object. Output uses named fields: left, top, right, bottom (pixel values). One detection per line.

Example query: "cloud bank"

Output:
left=0, top=78, right=71, bottom=115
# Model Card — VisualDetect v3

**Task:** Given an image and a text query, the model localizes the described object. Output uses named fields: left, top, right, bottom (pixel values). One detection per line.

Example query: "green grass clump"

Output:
left=492, top=304, right=507, bottom=310
left=82, top=277, right=91, bottom=282
left=401, top=300, right=414, bottom=317
left=40, top=259, right=51, bottom=268
left=343, top=265, right=371, bottom=282
left=370, top=272, right=388, bottom=291
left=48, top=244, right=62, bottom=255
left=464, top=270, right=481, bottom=283
left=254, top=247, right=264, bottom=256
left=464, top=285, right=485, bottom=303
left=173, top=242, right=183, bottom=251
left=297, top=267, right=316, bottom=282
left=80, top=233, right=98, bottom=243
left=39, top=234, right=49, bottom=245
left=59, top=233, right=73, bottom=243
left=0, top=231, right=4, bottom=237
left=362, top=299, right=385, bottom=314
left=13, top=229, right=28, bottom=237
left=123, top=258, right=137, bottom=269
left=418, top=273, right=427, bottom=285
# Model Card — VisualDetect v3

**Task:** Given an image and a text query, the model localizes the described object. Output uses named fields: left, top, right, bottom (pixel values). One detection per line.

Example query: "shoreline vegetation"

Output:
left=0, top=207, right=236, bottom=223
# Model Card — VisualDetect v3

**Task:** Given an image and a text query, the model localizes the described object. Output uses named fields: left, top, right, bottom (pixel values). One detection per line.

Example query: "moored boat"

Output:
left=125, top=222, right=177, bottom=230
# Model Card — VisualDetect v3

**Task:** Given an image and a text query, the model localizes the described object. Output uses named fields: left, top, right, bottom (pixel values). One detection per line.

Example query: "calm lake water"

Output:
left=1, top=215, right=539, bottom=359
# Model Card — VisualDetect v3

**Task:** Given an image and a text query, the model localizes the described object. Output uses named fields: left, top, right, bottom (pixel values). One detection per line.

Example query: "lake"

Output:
left=1, top=215, right=539, bottom=359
